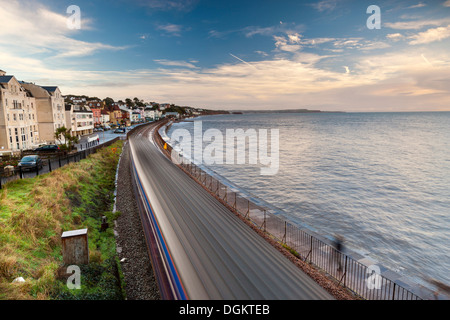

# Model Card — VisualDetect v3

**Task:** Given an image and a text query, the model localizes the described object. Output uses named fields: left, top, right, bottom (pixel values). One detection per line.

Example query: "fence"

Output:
left=152, top=121, right=423, bottom=300
left=0, top=137, right=120, bottom=190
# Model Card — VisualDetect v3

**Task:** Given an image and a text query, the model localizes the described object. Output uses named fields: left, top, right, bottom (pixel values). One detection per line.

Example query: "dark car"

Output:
left=34, top=145, right=60, bottom=152
left=18, top=155, right=43, bottom=171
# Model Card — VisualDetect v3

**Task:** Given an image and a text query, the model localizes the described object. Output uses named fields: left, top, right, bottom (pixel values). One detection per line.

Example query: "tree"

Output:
left=55, top=126, right=79, bottom=151
left=104, top=97, right=115, bottom=107
left=125, top=98, right=134, bottom=108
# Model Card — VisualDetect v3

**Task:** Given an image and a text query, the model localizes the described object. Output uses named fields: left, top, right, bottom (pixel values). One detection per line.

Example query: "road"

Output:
left=129, top=123, right=334, bottom=300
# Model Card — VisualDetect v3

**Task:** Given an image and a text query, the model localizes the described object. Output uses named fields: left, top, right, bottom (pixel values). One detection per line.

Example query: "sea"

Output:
left=167, top=112, right=450, bottom=287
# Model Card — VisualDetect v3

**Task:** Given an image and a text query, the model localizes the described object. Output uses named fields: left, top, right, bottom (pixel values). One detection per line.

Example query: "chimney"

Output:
left=0, top=70, right=6, bottom=76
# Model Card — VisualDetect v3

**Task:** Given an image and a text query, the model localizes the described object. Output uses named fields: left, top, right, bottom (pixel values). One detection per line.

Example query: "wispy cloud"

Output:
left=409, top=24, right=450, bottom=45
left=243, top=23, right=304, bottom=38
left=311, top=0, right=338, bottom=12
left=156, top=23, right=186, bottom=36
left=0, top=0, right=125, bottom=59
left=131, top=0, right=199, bottom=12
left=385, top=18, right=450, bottom=30
left=386, top=33, right=404, bottom=41
left=154, top=59, right=198, bottom=68
left=23, top=45, right=447, bottom=112
left=407, top=3, right=426, bottom=9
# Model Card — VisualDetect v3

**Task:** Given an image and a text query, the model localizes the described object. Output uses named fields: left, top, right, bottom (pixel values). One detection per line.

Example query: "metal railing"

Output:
left=152, top=122, right=423, bottom=300
left=0, top=137, right=120, bottom=189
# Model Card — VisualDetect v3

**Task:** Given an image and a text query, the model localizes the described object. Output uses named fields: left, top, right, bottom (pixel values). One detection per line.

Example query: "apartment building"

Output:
left=0, top=71, right=40, bottom=153
left=20, top=83, right=65, bottom=144
left=65, top=104, right=94, bottom=138
left=144, top=107, right=162, bottom=121
left=100, top=109, right=110, bottom=127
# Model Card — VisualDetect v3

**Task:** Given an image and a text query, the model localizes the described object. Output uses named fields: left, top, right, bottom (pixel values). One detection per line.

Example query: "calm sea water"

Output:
left=168, top=112, right=450, bottom=285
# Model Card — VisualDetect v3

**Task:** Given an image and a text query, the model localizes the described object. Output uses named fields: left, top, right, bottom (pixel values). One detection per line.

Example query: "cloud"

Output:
left=359, top=41, right=391, bottom=51
left=2, top=0, right=449, bottom=113
left=311, top=0, right=338, bottom=12
left=243, top=23, right=304, bottom=38
left=444, top=0, right=450, bottom=7
left=131, top=0, right=198, bottom=12
left=407, top=3, right=426, bottom=9
left=386, top=33, right=404, bottom=41
left=274, top=35, right=302, bottom=52
left=409, top=25, right=450, bottom=45
left=0, top=0, right=124, bottom=59
left=156, top=23, right=185, bottom=36
left=385, top=18, right=450, bottom=30
left=208, top=23, right=305, bottom=42
left=255, top=51, right=269, bottom=57
left=154, top=59, right=198, bottom=68
left=44, top=46, right=448, bottom=112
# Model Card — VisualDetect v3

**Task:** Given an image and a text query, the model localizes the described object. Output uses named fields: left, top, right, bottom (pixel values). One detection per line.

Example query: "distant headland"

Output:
left=229, top=109, right=345, bottom=114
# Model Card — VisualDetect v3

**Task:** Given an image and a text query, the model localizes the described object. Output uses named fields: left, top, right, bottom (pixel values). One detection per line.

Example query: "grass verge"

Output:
left=0, top=141, right=125, bottom=300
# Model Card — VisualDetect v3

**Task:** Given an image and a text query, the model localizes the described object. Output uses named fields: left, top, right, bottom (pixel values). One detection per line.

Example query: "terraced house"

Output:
left=65, top=104, right=94, bottom=138
left=20, top=83, right=65, bottom=144
left=0, top=70, right=39, bottom=153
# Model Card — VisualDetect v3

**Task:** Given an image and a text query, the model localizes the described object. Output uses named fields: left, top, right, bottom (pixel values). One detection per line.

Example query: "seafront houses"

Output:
left=20, top=83, right=65, bottom=144
left=131, top=111, right=141, bottom=123
left=100, top=109, right=110, bottom=127
left=165, top=112, right=180, bottom=119
left=67, top=96, right=87, bottom=105
left=65, top=104, right=94, bottom=138
left=108, top=106, right=123, bottom=126
left=0, top=71, right=40, bottom=153
left=90, top=108, right=102, bottom=127
left=143, top=107, right=162, bottom=121
left=143, top=107, right=153, bottom=121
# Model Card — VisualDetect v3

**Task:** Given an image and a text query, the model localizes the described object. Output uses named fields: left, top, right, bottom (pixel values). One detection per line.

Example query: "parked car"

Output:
left=34, top=145, right=60, bottom=152
left=114, top=129, right=126, bottom=134
left=18, top=155, right=43, bottom=171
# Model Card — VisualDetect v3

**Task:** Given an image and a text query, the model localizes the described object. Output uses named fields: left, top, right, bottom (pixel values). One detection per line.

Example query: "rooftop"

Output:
left=0, top=75, right=14, bottom=84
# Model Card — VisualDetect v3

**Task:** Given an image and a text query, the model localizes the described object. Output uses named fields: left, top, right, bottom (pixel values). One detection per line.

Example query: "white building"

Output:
left=100, top=109, right=110, bottom=126
left=21, top=83, right=65, bottom=144
left=143, top=107, right=162, bottom=120
left=65, top=104, right=94, bottom=138
left=0, top=71, right=40, bottom=153
left=165, top=112, right=180, bottom=119
left=130, top=111, right=140, bottom=123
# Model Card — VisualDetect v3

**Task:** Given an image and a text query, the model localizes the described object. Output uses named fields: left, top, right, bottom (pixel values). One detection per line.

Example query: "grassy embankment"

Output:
left=0, top=141, right=125, bottom=300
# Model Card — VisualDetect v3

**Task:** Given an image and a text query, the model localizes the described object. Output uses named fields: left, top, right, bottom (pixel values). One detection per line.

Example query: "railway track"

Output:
left=128, top=122, right=334, bottom=300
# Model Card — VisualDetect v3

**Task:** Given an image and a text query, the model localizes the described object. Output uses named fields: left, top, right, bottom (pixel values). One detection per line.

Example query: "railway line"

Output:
left=128, top=122, right=333, bottom=300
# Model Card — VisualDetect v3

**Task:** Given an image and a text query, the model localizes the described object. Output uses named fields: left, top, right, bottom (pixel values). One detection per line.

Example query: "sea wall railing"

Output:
left=152, top=121, right=423, bottom=300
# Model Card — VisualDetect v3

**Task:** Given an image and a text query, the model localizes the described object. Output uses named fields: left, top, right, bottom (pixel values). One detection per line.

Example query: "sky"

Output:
left=1, top=0, right=450, bottom=112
